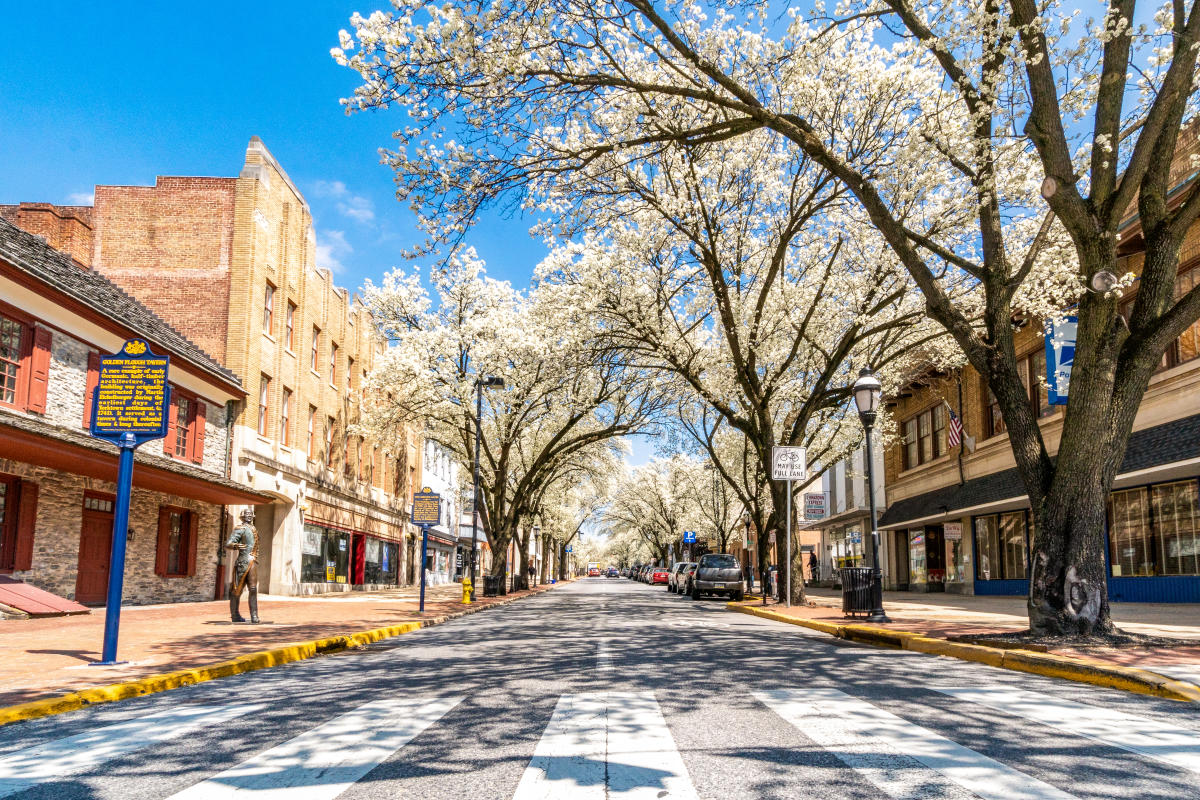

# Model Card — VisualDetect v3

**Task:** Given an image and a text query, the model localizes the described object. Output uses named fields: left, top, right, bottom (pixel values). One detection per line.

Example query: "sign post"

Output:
left=411, top=487, right=441, bottom=612
left=771, top=446, right=807, bottom=608
left=88, top=339, right=170, bottom=665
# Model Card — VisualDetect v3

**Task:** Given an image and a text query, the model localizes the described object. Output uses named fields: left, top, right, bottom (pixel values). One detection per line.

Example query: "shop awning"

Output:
left=0, top=412, right=272, bottom=506
left=878, top=413, right=1200, bottom=530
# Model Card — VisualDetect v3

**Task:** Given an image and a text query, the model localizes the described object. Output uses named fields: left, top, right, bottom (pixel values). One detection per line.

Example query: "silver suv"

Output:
left=668, top=562, right=696, bottom=594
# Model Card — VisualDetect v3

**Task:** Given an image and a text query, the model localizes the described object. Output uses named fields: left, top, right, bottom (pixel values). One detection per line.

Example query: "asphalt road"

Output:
left=2, top=577, right=1199, bottom=799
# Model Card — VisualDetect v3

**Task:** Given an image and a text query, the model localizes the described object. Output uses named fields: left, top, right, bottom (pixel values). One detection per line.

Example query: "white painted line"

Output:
left=0, top=703, right=264, bottom=798
left=596, top=640, right=613, bottom=671
left=936, top=686, right=1200, bottom=775
left=166, top=695, right=461, bottom=799
left=756, top=688, right=1076, bottom=800
left=512, top=692, right=698, bottom=800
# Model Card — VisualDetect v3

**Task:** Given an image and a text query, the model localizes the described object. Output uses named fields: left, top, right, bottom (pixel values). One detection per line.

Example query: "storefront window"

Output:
left=1109, top=488, right=1154, bottom=577
left=830, top=525, right=864, bottom=568
left=944, top=523, right=965, bottom=582
left=362, top=538, right=402, bottom=585
left=1001, top=512, right=1029, bottom=580
left=1109, top=480, right=1200, bottom=577
left=1154, top=480, right=1200, bottom=576
left=908, top=529, right=927, bottom=584
left=300, top=524, right=350, bottom=584
left=974, top=516, right=1000, bottom=581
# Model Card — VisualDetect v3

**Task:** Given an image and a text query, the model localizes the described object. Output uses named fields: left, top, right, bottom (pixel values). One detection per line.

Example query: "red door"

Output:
left=76, top=508, right=114, bottom=604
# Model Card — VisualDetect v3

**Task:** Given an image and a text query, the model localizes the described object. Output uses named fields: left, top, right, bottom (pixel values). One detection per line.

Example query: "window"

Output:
left=1109, top=480, right=1200, bottom=577
left=1121, top=263, right=1200, bottom=369
left=0, top=308, right=50, bottom=413
left=285, top=301, right=296, bottom=350
left=311, top=326, right=321, bottom=372
left=163, top=388, right=206, bottom=463
left=325, top=416, right=336, bottom=468
left=973, top=511, right=1029, bottom=581
left=307, top=405, right=317, bottom=460
left=330, top=343, right=339, bottom=385
left=984, top=350, right=1058, bottom=438
left=154, top=507, right=196, bottom=578
left=258, top=375, right=271, bottom=437
left=280, top=388, right=292, bottom=446
left=263, top=282, right=275, bottom=335
left=900, top=405, right=948, bottom=470
left=0, top=313, right=26, bottom=407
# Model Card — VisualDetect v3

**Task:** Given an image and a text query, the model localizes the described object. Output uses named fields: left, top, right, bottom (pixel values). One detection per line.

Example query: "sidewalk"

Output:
left=0, top=581, right=560, bottom=706
left=752, top=588, right=1200, bottom=680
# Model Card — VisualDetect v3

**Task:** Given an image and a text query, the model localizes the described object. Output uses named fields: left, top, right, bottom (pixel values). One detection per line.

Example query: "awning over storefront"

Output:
left=0, top=412, right=272, bottom=506
left=878, top=413, right=1200, bottom=531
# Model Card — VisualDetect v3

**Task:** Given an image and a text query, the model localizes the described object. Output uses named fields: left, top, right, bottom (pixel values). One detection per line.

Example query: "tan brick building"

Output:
left=5, top=138, right=422, bottom=595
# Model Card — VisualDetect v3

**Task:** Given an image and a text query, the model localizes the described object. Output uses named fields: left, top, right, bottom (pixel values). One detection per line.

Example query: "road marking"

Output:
left=935, top=686, right=1200, bottom=775
left=0, top=703, right=264, bottom=798
left=166, top=695, right=461, bottom=799
left=512, top=692, right=698, bottom=800
left=596, top=640, right=613, bottom=671
left=756, top=688, right=1076, bottom=800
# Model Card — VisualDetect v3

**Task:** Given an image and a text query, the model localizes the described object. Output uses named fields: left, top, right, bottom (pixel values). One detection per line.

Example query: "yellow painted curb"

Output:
left=727, top=601, right=1200, bottom=703
left=0, top=584, right=560, bottom=728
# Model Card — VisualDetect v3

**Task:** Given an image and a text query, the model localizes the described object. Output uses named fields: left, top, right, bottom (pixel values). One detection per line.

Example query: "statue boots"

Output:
left=247, top=587, right=260, bottom=624
left=229, top=587, right=246, bottom=623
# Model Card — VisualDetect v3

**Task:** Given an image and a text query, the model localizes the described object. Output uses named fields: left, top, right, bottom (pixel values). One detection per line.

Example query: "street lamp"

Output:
left=852, top=367, right=891, bottom=623
left=469, top=375, right=505, bottom=600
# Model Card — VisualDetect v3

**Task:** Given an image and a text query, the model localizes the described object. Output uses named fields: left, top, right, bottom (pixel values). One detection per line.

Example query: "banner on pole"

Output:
left=771, top=446, right=807, bottom=481
left=1045, top=316, right=1077, bottom=406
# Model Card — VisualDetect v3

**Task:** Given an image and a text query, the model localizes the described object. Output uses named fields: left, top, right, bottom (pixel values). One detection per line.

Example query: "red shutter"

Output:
left=154, top=507, right=171, bottom=576
left=26, top=328, right=52, bottom=414
left=163, top=390, right=176, bottom=456
left=191, top=402, right=206, bottom=464
left=186, top=512, right=200, bottom=576
left=83, top=351, right=100, bottom=428
left=14, top=481, right=38, bottom=571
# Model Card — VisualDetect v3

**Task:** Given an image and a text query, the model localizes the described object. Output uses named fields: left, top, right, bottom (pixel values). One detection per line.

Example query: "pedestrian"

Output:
left=528, top=560, right=536, bottom=587
left=808, top=551, right=819, bottom=583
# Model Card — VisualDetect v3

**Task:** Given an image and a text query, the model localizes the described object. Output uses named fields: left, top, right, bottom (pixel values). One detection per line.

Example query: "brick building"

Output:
left=0, top=218, right=269, bottom=605
left=4, top=138, right=421, bottom=596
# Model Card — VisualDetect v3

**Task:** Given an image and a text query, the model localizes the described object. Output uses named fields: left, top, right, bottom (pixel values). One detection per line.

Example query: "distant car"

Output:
left=588, top=567, right=601, bottom=577
left=669, top=562, right=696, bottom=593
left=691, top=553, right=745, bottom=601
left=649, top=566, right=670, bottom=585
left=607, top=567, right=619, bottom=578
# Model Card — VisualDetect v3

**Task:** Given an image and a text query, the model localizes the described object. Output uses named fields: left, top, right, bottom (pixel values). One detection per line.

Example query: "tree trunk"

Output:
left=514, top=532, right=530, bottom=590
left=767, top=478, right=807, bottom=605
left=557, top=542, right=568, bottom=581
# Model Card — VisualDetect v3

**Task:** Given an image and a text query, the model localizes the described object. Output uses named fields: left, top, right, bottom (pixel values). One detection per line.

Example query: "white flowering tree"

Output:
left=600, top=456, right=703, bottom=564
left=526, top=444, right=620, bottom=582
left=337, top=0, right=1200, bottom=636
left=360, top=251, right=667, bottom=589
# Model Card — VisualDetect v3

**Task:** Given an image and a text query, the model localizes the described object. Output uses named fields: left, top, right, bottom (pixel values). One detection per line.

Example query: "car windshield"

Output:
left=701, top=555, right=738, bottom=568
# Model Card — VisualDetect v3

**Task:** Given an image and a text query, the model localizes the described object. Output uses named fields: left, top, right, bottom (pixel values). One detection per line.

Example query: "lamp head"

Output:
left=853, top=367, right=882, bottom=424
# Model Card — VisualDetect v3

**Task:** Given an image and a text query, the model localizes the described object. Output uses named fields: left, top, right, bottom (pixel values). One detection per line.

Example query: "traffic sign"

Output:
left=411, top=487, right=441, bottom=525
left=683, top=530, right=697, bottom=543
left=771, top=446, right=807, bottom=481
left=565, top=545, right=573, bottom=553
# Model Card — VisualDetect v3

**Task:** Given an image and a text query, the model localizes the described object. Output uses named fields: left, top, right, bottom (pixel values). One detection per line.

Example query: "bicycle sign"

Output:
left=771, top=446, right=807, bottom=481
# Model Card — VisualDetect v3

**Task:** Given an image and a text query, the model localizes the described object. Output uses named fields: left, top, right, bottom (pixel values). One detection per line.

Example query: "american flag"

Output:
left=947, top=406, right=964, bottom=448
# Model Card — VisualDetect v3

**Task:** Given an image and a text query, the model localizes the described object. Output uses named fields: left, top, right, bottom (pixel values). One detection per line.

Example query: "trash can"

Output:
left=483, top=575, right=501, bottom=597
left=840, top=567, right=874, bottom=616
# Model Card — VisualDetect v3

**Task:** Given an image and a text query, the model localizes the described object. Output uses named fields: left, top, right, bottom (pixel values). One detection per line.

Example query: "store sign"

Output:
left=771, top=446, right=807, bottom=481
left=804, top=493, right=828, bottom=521
left=944, top=522, right=963, bottom=540
left=1045, top=316, right=1077, bottom=406
left=90, top=339, right=170, bottom=441
left=412, top=487, right=441, bottom=525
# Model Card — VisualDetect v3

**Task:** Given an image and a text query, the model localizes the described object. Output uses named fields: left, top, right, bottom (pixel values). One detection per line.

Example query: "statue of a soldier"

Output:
left=226, top=507, right=260, bottom=623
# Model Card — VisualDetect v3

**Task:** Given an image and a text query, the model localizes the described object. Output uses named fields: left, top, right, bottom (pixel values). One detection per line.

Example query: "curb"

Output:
left=0, top=584, right=561, bottom=728
left=728, top=602, right=1200, bottom=703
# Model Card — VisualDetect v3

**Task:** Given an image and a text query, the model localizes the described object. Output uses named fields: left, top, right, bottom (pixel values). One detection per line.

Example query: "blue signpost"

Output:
left=683, top=530, right=697, bottom=543
left=88, top=339, right=170, bottom=665
left=411, top=487, right=441, bottom=613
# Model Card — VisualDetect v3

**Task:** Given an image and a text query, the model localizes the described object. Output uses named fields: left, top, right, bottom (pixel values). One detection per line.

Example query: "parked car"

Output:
left=607, top=567, right=619, bottom=578
left=649, top=566, right=670, bottom=585
left=668, top=562, right=695, bottom=593
left=691, top=553, right=745, bottom=600
left=640, top=565, right=653, bottom=583
left=588, top=566, right=601, bottom=577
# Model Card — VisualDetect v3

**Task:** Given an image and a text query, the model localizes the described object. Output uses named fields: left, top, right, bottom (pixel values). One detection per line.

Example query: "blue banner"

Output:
left=1045, top=316, right=1077, bottom=406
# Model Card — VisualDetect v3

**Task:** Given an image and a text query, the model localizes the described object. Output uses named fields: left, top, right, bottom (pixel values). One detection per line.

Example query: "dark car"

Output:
left=607, top=567, right=619, bottom=578
left=692, top=553, right=745, bottom=601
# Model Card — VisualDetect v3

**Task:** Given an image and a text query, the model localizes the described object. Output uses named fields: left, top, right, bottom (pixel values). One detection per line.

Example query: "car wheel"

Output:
left=732, top=590, right=744, bottom=602
left=690, top=584, right=700, bottom=600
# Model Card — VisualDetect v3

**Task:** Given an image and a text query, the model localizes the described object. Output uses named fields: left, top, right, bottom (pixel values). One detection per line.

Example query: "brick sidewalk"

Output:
left=756, top=588, right=1200, bottom=672
left=0, top=581, right=562, bottom=706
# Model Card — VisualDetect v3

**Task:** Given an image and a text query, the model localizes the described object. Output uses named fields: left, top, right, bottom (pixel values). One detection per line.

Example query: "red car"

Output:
left=650, top=567, right=670, bottom=585
left=588, top=567, right=601, bottom=577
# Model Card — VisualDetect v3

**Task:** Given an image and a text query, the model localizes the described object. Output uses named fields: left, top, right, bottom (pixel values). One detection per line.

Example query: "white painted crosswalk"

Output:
left=511, top=692, right=698, bottom=800
left=755, top=687, right=1077, bottom=800
left=165, top=695, right=462, bottom=799
left=5, top=684, right=1196, bottom=799
left=0, top=703, right=264, bottom=798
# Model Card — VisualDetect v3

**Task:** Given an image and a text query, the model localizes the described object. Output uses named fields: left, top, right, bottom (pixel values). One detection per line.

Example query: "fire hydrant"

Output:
left=461, top=577, right=473, bottom=605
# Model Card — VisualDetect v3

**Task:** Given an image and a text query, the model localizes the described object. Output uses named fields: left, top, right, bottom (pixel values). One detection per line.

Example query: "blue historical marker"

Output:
left=411, top=487, right=441, bottom=612
left=683, top=530, right=697, bottom=543
left=88, top=339, right=170, bottom=665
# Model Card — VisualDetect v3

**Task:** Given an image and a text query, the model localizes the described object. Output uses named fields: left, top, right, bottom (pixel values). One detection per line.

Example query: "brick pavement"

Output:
left=0, top=581, right=561, bottom=706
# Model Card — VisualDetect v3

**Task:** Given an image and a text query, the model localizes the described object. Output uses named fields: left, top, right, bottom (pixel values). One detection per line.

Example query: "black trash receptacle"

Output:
left=841, top=567, right=874, bottom=616
left=483, top=575, right=501, bottom=597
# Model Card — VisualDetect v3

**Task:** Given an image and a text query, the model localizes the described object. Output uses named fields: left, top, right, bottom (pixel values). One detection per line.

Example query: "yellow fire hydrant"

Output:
left=461, top=577, right=473, bottom=605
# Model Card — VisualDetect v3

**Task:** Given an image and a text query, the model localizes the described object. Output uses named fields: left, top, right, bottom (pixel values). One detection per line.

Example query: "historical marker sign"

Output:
left=90, top=339, right=170, bottom=441
left=771, top=446, right=807, bottom=482
left=412, top=487, right=442, bottom=526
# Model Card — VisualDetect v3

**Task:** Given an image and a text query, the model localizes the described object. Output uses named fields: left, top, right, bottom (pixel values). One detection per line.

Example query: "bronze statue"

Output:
left=226, top=507, right=260, bottom=623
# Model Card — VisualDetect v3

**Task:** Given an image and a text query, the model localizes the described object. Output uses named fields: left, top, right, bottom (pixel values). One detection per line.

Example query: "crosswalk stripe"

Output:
left=512, top=691, right=698, bottom=800
left=935, top=686, right=1200, bottom=775
left=755, top=688, right=1077, bottom=800
left=165, top=695, right=462, bottom=799
left=0, top=703, right=264, bottom=799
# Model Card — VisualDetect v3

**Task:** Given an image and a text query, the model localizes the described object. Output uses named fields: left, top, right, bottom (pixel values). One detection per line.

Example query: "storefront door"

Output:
left=76, top=496, right=114, bottom=604
left=926, top=525, right=946, bottom=590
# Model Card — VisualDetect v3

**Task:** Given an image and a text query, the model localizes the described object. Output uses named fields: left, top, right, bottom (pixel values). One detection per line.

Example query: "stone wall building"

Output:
left=4, top=138, right=421, bottom=595
left=0, top=218, right=269, bottom=605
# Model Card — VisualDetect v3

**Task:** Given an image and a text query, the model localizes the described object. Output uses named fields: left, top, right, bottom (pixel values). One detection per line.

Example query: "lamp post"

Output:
left=853, top=367, right=891, bottom=623
left=469, top=375, right=504, bottom=600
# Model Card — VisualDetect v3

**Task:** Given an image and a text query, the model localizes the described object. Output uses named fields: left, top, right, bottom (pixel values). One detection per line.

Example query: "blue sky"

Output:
left=0, top=1, right=545, bottom=295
